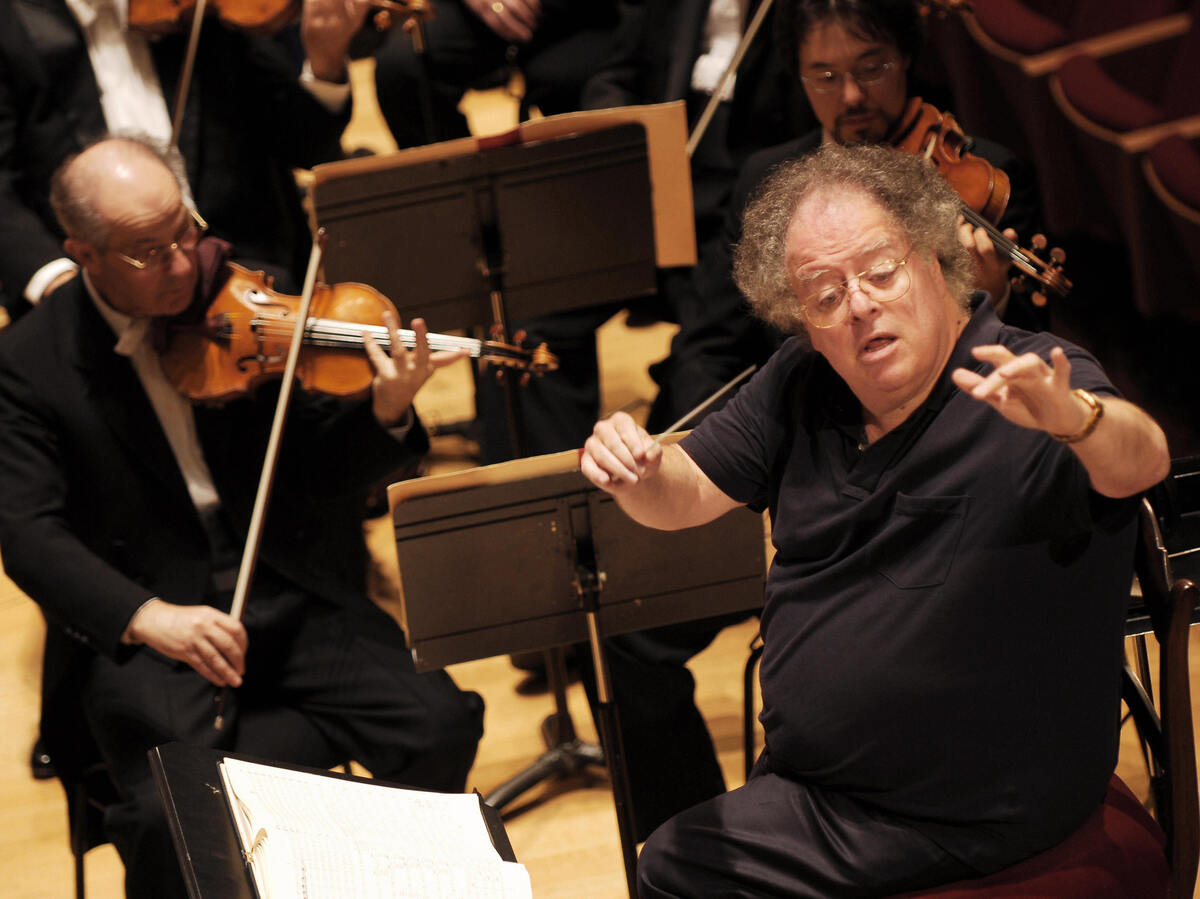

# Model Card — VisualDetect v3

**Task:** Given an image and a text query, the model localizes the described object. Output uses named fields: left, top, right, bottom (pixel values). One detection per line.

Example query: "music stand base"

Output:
left=483, top=732, right=605, bottom=812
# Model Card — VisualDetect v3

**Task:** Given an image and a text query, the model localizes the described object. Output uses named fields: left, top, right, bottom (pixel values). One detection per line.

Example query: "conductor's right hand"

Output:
left=579, top=411, right=662, bottom=493
left=123, top=599, right=247, bottom=687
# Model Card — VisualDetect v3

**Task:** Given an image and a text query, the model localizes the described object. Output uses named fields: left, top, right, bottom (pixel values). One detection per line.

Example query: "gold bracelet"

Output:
left=1051, top=388, right=1105, bottom=444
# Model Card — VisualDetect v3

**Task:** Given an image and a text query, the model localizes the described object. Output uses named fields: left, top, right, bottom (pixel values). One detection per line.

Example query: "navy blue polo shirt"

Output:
left=680, top=299, right=1137, bottom=871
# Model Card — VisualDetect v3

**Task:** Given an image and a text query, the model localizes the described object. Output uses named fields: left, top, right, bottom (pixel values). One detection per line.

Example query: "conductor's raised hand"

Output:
left=124, top=599, right=247, bottom=688
left=366, top=313, right=467, bottom=427
left=952, top=344, right=1091, bottom=436
left=580, top=411, right=662, bottom=492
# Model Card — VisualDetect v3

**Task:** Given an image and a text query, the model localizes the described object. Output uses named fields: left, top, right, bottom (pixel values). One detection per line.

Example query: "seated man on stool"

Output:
left=0, top=136, right=484, bottom=899
left=580, top=144, right=1168, bottom=895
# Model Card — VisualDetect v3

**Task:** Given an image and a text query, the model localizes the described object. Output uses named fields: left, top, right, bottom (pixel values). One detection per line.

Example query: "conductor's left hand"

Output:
left=952, top=344, right=1089, bottom=436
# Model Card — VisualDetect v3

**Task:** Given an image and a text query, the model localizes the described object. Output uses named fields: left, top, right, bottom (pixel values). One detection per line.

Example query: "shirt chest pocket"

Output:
left=868, top=493, right=969, bottom=589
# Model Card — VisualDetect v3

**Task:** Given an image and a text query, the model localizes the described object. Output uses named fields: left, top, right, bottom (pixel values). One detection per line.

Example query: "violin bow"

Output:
left=214, top=230, right=327, bottom=730
left=686, top=0, right=775, bottom=158
left=170, top=0, right=209, bottom=150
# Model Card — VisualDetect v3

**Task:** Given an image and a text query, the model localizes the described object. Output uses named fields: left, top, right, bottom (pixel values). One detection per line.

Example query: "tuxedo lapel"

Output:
left=665, top=0, right=710, bottom=101
left=13, top=0, right=106, bottom=146
left=64, top=288, right=198, bottom=510
left=149, top=31, right=201, bottom=183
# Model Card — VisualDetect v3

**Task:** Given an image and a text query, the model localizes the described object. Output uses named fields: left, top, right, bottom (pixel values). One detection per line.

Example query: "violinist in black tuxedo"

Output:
left=471, top=0, right=816, bottom=465
left=0, top=136, right=484, bottom=898
left=582, top=0, right=813, bottom=248
left=0, top=0, right=369, bottom=324
left=372, top=0, right=621, bottom=149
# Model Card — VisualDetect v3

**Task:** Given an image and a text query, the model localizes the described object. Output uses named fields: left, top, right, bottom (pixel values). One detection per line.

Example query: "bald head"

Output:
left=50, top=136, right=186, bottom=249
left=51, top=135, right=202, bottom=318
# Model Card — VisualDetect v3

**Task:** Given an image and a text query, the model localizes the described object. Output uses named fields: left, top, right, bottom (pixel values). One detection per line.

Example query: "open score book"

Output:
left=218, top=757, right=532, bottom=899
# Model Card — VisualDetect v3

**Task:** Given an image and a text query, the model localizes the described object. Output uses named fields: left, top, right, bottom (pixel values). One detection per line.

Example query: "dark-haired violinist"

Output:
left=651, top=0, right=1047, bottom=434
left=0, top=135, right=484, bottom=898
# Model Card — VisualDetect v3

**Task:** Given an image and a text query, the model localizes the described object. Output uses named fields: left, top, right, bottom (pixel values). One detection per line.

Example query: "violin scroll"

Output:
left=370, top=0, right=433, bottom=32
left=1013, top=235, right=1071, bottom=308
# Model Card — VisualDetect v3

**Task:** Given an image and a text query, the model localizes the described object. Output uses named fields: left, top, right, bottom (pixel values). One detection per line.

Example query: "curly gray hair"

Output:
left=733, top=143, right=974, bottom=335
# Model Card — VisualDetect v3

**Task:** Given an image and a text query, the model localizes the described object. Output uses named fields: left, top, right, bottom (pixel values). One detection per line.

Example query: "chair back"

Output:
left=1130, top=495, right=1200, bottom=898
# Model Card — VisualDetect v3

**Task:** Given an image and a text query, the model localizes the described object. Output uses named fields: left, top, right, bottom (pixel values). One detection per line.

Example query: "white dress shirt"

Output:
left=87, top=272, right=222, bottom=516
left=691, top=0, right=748, bottom=102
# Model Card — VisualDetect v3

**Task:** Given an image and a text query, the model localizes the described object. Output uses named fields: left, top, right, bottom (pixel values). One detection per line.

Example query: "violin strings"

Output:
left=958, top=205, right=1042, bottom=275
left=955, top=206, right=1032, bottom=266
left=249, top=317, right=487, bottom=357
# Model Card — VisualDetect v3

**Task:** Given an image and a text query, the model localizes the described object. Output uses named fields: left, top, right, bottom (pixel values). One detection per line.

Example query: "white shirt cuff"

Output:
left=300, top=59, right=352, bottom=113
left=26, top=258, right=79, bottom=304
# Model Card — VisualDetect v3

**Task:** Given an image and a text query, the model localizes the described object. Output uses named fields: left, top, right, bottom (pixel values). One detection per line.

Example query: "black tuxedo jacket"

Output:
left=0, top=249, right=425, bottom=769
left=0, top=0, right=350, bottom=316
left=580, top=0, right=812, bottom=161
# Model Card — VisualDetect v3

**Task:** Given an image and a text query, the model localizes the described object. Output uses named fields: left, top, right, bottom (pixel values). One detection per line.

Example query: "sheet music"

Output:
left=219, top=758, right=531, bottom=899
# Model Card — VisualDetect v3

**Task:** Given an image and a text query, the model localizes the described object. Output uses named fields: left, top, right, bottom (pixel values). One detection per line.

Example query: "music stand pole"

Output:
left=579, top=566, right=639, bottom=894
left=407, top=19, right=439, bottom=144
left=478, top=226, right=607, bottom=819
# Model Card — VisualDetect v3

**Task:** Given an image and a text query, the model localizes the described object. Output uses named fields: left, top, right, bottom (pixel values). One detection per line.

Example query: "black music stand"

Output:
left=388, top=450, right=767, bottom=896
left=311, top=122, right=660, bottom=332
left=311, top=111, right=689, bottom=834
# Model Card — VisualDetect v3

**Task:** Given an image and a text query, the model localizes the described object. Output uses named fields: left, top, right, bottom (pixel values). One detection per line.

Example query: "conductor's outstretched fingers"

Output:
left=952, top=344, right=1085, bottom=433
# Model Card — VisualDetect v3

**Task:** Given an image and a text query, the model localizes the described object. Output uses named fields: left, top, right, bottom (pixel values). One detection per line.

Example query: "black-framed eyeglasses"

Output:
left=113, top=207, right=208, bottom=271
left=800, top=58, right=898, bottom=94
left=797, top=250, right=913, bottom=329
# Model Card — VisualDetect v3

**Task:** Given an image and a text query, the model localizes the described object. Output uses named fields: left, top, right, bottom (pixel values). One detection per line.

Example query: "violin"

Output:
left=888, top=98, right=1071, bottom=306
left=158, top=263, right=558, bottom=405
left=127, top=0, right=431, bottom=36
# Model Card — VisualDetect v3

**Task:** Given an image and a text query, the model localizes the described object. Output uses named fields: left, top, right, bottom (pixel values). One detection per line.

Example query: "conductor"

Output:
left=580, top=144, right=1169, bottom=896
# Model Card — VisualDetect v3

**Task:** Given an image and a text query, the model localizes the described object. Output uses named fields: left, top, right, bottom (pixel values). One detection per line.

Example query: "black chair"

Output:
left=61, top=703, right=350, bottom=897
left=894, top=496, right=1198, bottom=897
left=739, top=487, right=1200, bottom=897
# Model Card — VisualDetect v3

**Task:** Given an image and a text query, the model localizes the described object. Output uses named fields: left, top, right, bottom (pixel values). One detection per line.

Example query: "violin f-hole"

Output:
left=237, top=352, right=285, bottom=372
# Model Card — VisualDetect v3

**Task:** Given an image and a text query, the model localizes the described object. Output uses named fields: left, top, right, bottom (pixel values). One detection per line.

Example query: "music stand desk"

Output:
left=150, top=743, right=517, bottom=899
left=388, top=444, right=768, bottom=672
